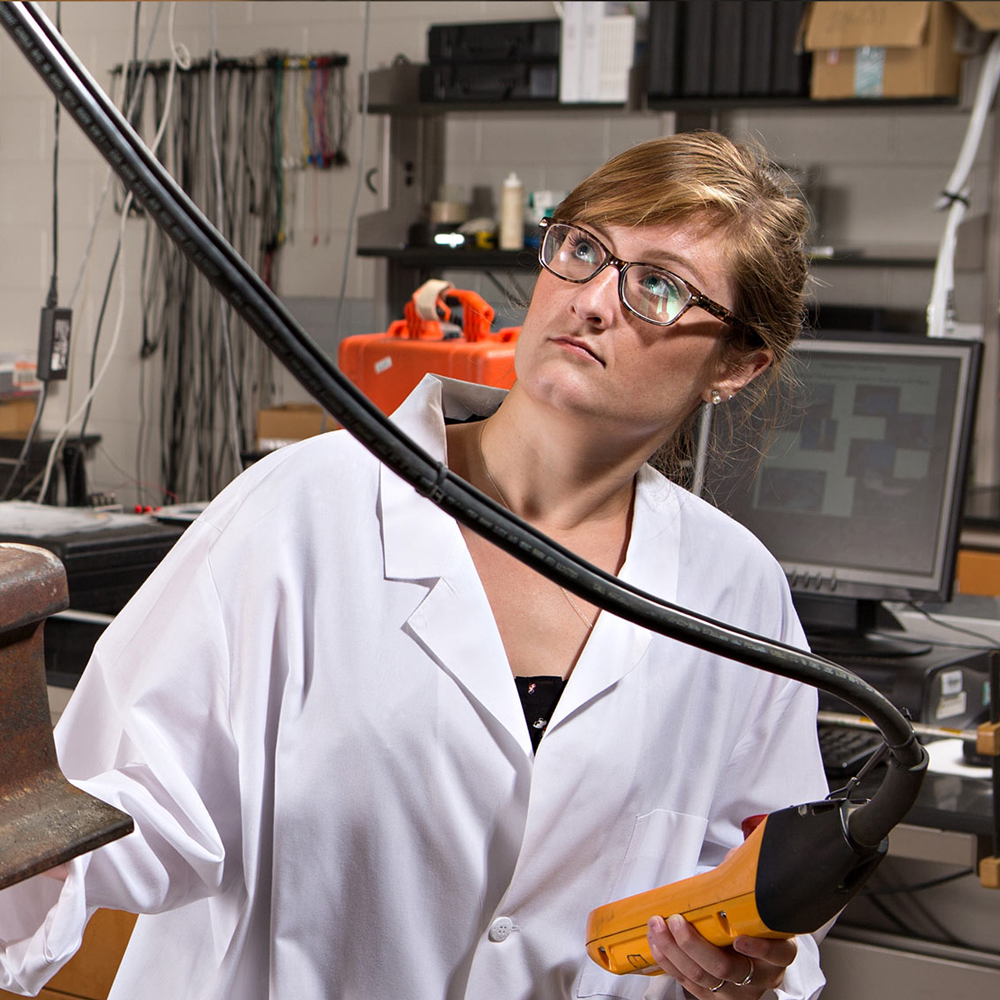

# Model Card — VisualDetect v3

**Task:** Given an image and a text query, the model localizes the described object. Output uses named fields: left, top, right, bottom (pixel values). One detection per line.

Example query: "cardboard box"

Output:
left=256, top=403, right=337, bottom=452
left=953, top=1, right=1000, bottom=33
left=0, top=396, right=38, bottom=437
left=0, top=353, right=40, bottom=397
left=804, top=1, right=965, bottom=99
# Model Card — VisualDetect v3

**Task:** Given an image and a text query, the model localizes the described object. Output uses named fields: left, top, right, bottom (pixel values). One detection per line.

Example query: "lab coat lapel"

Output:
left=379, top=376, right=530, bottom=751
left=377, top=377, right=683, bottom=748
left=549, top=467, right=681, bottom=727
left=408, top=570, right=530, bottom=752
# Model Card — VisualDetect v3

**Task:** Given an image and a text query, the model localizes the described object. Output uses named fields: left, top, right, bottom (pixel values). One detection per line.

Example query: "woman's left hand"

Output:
left=646, top=913, right=798, bottom=998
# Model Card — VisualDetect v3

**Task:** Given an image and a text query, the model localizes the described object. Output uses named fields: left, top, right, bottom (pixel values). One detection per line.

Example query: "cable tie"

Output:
left=415, top=463, right=450, bottom=504
left=940, top=189, right=970, bottom=208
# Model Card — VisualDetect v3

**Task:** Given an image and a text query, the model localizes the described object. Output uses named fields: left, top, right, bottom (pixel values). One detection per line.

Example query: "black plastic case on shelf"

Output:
left=419, top=62, right=559, bottom=103
left=427, top=20, right=561, bottom=63
left=647, top=0, right=811, bottom=101
left=422, top=18, right=560, bottom=104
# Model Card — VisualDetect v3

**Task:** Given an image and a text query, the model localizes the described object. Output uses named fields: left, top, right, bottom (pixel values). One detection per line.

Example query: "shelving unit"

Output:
left=356, top=63, right=971, bottom=319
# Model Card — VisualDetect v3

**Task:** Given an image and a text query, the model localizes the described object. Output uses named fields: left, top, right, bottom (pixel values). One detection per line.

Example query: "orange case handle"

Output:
left=392, top=283, right=499, bottom=342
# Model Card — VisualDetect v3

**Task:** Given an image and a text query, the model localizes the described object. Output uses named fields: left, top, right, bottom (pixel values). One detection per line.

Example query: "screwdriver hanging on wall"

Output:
left=36, top=306, right=71, bottom=381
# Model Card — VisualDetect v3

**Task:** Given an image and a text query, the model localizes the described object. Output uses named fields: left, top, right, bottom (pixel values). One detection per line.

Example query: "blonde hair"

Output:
left=554, top=130, right=810, bottom=482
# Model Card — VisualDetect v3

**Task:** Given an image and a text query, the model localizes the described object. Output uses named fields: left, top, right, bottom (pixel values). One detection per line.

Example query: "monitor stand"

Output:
left=792, top=594, right=933, bottom=660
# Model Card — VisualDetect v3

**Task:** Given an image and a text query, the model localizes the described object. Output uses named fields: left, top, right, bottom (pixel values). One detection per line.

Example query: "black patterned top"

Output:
left=514, top=675, right=567, bottom=752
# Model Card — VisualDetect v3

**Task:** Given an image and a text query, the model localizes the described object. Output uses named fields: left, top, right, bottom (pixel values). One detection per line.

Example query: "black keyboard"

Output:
left=818, top=724, right=886, bottom=778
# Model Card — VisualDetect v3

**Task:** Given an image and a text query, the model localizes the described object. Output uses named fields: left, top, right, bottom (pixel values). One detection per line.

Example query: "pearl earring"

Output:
left=710, top=389, right=722, bottom=405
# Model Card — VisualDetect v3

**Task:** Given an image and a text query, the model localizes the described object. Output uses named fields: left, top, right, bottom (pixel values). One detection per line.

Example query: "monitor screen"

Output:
left=708, top=332, right=981, bottom=656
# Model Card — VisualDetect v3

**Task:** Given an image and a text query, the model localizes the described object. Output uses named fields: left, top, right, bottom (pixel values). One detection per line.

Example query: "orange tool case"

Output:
left=338, top=281, right=520, bottom=415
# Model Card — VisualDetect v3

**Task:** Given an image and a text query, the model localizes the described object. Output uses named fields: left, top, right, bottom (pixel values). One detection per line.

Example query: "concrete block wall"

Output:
left=0, top=1, right=995, bottom=504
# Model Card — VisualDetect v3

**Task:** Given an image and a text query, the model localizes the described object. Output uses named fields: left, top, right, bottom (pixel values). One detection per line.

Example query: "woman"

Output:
left=0, top=132, right=826, bottom=1000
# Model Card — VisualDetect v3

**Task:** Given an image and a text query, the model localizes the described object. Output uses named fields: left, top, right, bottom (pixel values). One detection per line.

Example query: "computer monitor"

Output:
left=708, top=331, right=981, bottom=658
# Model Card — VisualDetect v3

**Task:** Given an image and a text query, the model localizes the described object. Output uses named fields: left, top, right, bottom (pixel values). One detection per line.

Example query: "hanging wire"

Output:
left=334, top=0, right=370, bottom=343
left=33, top=0, right=165, bottom=503
left=35, top=1, right=183, bottom=504
left=117, top=45, right=349, bottom=501
left=46, top=0, right=60, bottom=311
left=0, top=1, right=61, bottom=502
left=927, top=36, right=1000, bottom=338
left=209, top=1, right=243, bottom=481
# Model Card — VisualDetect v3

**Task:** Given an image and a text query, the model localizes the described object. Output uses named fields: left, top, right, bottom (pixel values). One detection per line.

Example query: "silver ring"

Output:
left=735, top=957, right=754, bottom=987
left=709, top=978, right=726, bottom=993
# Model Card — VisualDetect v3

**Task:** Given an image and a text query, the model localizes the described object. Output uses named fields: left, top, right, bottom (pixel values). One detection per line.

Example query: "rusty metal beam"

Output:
left=0, top=543, right=132, bottom=890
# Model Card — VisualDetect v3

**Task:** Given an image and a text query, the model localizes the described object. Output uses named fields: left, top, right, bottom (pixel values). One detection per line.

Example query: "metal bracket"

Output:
left=977, top=650, right=1000, bottom=889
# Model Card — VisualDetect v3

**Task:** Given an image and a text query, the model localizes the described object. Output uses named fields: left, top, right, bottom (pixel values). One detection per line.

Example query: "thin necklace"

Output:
left=478, top=421, right=595, bottom=632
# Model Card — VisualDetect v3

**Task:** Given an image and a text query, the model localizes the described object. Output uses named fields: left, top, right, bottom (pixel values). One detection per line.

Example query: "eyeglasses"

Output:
left=537, top=218, right=754, bottom=340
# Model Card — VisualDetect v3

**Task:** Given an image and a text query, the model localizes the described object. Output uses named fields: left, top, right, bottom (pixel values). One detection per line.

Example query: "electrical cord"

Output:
left=864, top=873, right=969, bottom=948
left=0, top=2, right=59, bottom=502
left=862, top=867, right=975, bottom=895
left=76, top=240, right=120, bottom=445
left=927, top=35, right=1000, bottom=338
left=863, top=891, right=968, bottom=949
left=0, top=1, right=929, bottom=854
left=135, top=46, right=336, bottom=498
left=94, top=442, right=179, bottom=503
left=333, top=0, right=369, bottom=344
left=36, top=197, right=130, bottom=503
left=65, top=0, right=164, bottom=313
left=37, top=0, right=166, bottom=502
left=902, top=600, right=1000, bottom=650
left=46, top=0, right=60, bottom=311
left=209, top=1, right=243, bottom=481
left=34, top=2, right=182, bottom=504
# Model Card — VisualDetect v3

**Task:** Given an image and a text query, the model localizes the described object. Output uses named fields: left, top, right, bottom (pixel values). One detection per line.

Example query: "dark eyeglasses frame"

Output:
left=537, top=217, right=756, bottom=342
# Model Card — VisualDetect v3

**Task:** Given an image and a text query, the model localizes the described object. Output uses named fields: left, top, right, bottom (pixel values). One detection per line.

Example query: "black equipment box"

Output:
left=0, top=502, right=185, bottom=614
left=422, top=19, right=560, bottom=103
left=0, top=502, right=186, bottom=685
left=647, top=0, right=811, bottom=100
left=428, top=19, right=561, bottom=62
left=818, top=644, right=992, bottom=732
left=419, top=61, right=559, bottom=102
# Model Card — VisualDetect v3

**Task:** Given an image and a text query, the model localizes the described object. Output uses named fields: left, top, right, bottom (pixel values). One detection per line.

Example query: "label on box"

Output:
left=854, top=45, right=885, bottom=97
left=940, top=669, right=964, bottom=696
left=935, top=690, right=967, bottom=721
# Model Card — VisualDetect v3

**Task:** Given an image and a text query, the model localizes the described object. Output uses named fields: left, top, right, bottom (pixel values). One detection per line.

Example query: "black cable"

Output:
left=864, top=892, right=921, bottom=939
left=45, top=0, right=60, bottom=309
left=14, top=466, right=47, bottom=503
left=862, top=867, right=975, bottom=895
left=0, top=1, right=928, bottom=849
left=3, top=1, right=59, bottom=503
left=77, top=241, right=120, bottom=444
left=903, top=601, right=1000, bottom=650
left=861, top=864, right=974, bottom=948
left=892, top=888, right=967, bottom=947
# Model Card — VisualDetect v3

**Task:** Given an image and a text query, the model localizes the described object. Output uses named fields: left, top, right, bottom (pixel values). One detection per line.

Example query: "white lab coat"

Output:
left=0, top=376, right=828, bottom=1000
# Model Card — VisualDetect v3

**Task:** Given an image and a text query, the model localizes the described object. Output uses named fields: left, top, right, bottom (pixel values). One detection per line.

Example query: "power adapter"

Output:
left=37, top=306, right=71, bottom=381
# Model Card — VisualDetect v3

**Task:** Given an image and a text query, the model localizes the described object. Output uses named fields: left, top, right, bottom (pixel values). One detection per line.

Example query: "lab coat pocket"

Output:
left=576, top=808, right=709, bottom=999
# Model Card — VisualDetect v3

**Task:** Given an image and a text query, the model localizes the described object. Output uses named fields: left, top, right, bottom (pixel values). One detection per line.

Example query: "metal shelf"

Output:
left=368, top=100, right=626, bottom=115
left=357, top=245, right=936, bottom=270
left=646, top=95, right=960, bottom=112
left=357, top=246, right=536, bottom=269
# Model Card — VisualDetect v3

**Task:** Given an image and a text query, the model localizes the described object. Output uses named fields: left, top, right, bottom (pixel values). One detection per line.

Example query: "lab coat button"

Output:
left=488, top=917, right=514, bottom=942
